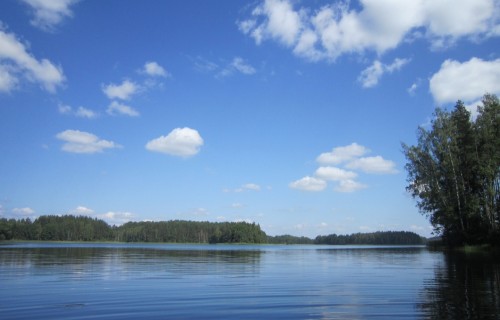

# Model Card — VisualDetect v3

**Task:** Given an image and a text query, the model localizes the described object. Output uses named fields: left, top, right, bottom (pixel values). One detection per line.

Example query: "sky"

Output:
left=0, top=0, right=499, bottom=238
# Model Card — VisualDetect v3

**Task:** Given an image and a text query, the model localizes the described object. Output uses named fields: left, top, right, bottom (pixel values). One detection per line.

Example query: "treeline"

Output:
left=403, top=94, right=500, bottom=246
left=314, top=231, right=425, bottom=245
left=0, top=215, right=267, bottom=244
left=0, top=215, right=425, bottom=245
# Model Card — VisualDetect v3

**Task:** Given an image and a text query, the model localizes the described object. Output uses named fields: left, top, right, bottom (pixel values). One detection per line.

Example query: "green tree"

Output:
left=403, top=94, right=500, bottom=245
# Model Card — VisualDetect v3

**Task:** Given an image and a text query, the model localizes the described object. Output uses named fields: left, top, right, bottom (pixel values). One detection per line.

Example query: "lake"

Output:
left=0, top=243, right=499, bottom=319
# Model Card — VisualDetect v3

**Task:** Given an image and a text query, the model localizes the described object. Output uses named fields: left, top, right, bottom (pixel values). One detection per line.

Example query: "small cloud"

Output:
left=73, top=206, right=94, bottom=215
left=346, top=156, right=398, bottom=174
left=12, top=207, right=35, bottom=216
left=0, top=65, right=18, bottom=92
left=407, top=82, right=419, bottom=95
left=106, top=101, right=139, bottom=117
left=142, top=61, right=169, bottom=77
left=230, top=57, right=256, bottom=75
left=56, top=129, right=121, bottom=154
left=100, top=211, right=133, bottom=226
left=242, top=183, right=260, bottom=191
left=231, top=203, right=244, bottom=208
left=21, top=0, right=78, bottom=32
left=102, top=80, right=140, bottom=100
left=315, top=166, right=357, bottom=181
left=289, top=176, right=327, bottom=192
left=358, top=58, right=410, bottom=88
left=145, top=127, right=204, bottom=157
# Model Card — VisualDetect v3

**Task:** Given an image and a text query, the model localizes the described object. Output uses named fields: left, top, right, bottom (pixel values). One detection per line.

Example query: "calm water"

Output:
left=0, top=243, right=499, bottom=319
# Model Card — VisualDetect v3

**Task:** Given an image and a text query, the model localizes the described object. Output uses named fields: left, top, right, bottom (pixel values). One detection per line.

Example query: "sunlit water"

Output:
left=0, top=243, right=499, bottom=319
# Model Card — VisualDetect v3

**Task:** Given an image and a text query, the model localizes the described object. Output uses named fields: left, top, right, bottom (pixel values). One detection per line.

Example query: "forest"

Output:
left=0, top=214, right=424, bottom=245
left=403, top=94, right=500, bottom=246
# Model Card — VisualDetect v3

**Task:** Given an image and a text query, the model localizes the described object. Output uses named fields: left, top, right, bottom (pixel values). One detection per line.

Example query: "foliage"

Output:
left=267, top=234, right=314, bottom=244
left=402, top=94, right=500, bottom=246
left=314, top=231, right=425, bottom=245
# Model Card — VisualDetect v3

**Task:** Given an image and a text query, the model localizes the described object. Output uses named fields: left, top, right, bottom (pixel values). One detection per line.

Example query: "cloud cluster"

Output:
left=21, top=0, right=78, bottom=32
left=0, top=29, right=65, bottom=93
left=145, top=127, right=204, bottom=157
left=56, top=129, right=121, bottom=154
left=290, top=143, right=397, bottom=192
left=239, top=0, right=498, bottom=61
left=59, top=103, right=98, bottom=119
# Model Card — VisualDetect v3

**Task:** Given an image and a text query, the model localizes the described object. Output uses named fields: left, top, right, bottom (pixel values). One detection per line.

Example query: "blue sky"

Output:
left=1, top=0, right=499, bottom=238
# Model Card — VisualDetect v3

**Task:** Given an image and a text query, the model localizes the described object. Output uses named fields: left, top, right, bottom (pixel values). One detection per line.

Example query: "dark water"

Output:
left=0, top=243, right=499, bottom=319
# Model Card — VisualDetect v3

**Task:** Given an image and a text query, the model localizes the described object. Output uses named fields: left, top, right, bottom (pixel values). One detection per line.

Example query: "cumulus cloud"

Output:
left=429, top=57, right=500, bottom=104
left=316, top=143, right=369, bottom=165
left=100, top=211, right=133, bottom=226
left=239, top=0, right=499, bottom=61
left=145, top=127, right=204, bottom=157
left=143, top=61, right=169, bottom=77
left=0, top=29, right=65, bottom=93
left=73, top=206, right=94, bottom=215
left=56, top=129, right=121, bottom=154
left=106, top=101, right=139, bottom=117
left=315, top=166, right=357, bottom=181
left=102, top=80, right=140, bottom=100
left=358, top=58, right=410, bottom=88
left=289, top=176, right=327, bottom=192
left=346, top=156, right=398, bottom=174
left=21, top=0, right=78, bottom=32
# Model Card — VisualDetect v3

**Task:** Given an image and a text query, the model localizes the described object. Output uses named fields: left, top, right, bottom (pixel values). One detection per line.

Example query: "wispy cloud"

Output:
left=106, top=101, right=139, bottom=117
left=59, top=103, right=98, bottom=119
left=142, top=61, right=169, bottom=77
left=0, top=29, right=65, bottom=93
left=358, top=58, right=410, bottom=88
left=21, top=0, right=78, bottom=32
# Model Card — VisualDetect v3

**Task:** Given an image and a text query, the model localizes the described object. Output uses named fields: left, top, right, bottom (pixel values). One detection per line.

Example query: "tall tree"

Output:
left=403, top=94, right=500, bottom=245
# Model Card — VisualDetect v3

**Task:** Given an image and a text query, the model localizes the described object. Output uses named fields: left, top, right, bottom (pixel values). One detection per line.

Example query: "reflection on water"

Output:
left=418, top=249, right=500, bottom=320
left=0, top=243, right=499, bottom=319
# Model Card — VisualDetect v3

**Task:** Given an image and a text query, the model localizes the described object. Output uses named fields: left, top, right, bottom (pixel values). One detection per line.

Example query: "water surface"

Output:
left=0, top=243, right=498, bottom=319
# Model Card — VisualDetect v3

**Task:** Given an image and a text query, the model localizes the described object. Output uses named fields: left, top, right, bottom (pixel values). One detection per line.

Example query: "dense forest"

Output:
left=314, top=231, right=425, bottom=245
left=403, top=94, right=500, bottom=246
left=1, top=215, right=425, bottom=245
left=0, top=215, right=267, bottom=244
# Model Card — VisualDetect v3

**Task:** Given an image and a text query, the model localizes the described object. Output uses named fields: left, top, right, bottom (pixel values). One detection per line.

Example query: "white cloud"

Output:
left=289, top=176, right=327, bottom=192
left=21, top=0, right=78, bottom=32
left=316, top=143, right=369, bottom=165
left=106, top=101, right=139, bottom=117
left=0, top=29, right=65, bottom=93
left=334, top=179, right=368, bottom=193
left=240, top=0, right=499, bottom=61
left=13, top=207, right=35, bottom=215
left=346, top=156, right=398, bottom=174
left=429, top=57, right=500, bottom=104
left=100, top=211, right=133, bottom=226
left=143, top=61, right=168, bottom=77
left=73, top=206, right=94, bottom=215
left=242, top=183, right=261, bottom=191
left=56, top=129, right=121, bottom=154
left=315, top=166, right=357, bottom=181
left=102, top=80, right=140, bottom=100
left=0, top=65, right=18, bottom=92
left=358, top=58, right=410, bottom=88
left=145, top=127, right=204, bottom=157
